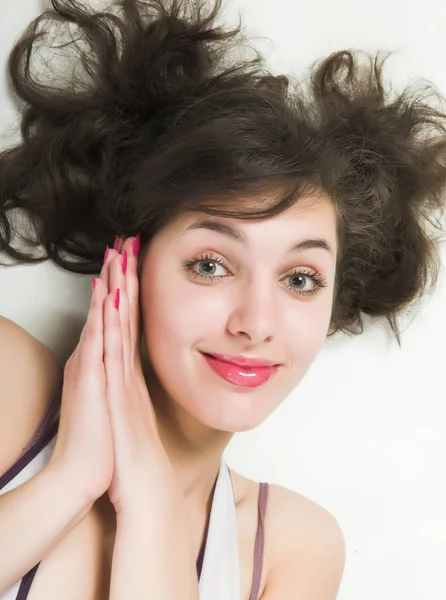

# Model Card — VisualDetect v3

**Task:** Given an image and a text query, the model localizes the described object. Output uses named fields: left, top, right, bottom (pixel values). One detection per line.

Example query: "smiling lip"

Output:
left=200, top=352, right=279, bottom=388
left=202, top=353, right=279, bottom=368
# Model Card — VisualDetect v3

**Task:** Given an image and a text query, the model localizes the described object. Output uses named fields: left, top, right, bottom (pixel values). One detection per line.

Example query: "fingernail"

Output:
left=92, top=277, right=97, bottom=292
left=113, top=235, right=120, bottom=251
left=132, top=233, right=141, bottom=257
left=121, top=250, right=128, bottom=275
left=114, top=288, right=120, bottom=310
left=104, top=246, right=109, bottom=262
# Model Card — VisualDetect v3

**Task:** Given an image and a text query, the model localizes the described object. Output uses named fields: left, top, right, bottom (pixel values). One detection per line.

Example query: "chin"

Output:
left=177, top=387, right=281, bottom=433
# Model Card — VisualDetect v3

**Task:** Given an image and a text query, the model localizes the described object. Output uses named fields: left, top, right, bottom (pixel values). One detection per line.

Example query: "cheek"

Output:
left=285, top=297, right=332, bottom=371
left=140, top=270, right=224, bottom=360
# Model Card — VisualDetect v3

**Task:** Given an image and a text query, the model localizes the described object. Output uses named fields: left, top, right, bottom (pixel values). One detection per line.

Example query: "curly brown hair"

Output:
left=1, top=0, right=446, bottom=343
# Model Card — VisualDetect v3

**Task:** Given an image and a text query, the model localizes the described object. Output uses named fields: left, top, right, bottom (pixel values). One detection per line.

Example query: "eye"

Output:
left=182, top=252, right=229, bottom=280
left=286, top=270, right=328, bottom=297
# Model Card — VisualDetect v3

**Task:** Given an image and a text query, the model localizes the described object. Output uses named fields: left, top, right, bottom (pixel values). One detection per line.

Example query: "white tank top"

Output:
left=198, top=456, right=240, bottom=599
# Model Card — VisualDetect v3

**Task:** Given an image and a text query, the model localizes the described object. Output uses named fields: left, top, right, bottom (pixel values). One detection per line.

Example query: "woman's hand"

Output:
left=103, top=235, right=168, bottom=514
left=48, top=245, right=121, bottom=505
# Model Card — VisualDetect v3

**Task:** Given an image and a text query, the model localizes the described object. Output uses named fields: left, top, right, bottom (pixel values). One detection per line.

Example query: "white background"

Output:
left=1, top=1, right=445, bottom=599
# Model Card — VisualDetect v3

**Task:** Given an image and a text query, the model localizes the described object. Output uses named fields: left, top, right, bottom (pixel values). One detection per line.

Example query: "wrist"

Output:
left=42, top=462, right=96, bottom=513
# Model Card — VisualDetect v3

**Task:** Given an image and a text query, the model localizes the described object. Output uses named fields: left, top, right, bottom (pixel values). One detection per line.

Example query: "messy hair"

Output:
left=1, top=0, right=446, bottom=342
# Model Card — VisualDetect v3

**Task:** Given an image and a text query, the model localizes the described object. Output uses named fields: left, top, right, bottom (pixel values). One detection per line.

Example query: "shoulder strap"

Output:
left=16, top=564, right=39, bottom=600
left=248, top=482, right=269, bottom=600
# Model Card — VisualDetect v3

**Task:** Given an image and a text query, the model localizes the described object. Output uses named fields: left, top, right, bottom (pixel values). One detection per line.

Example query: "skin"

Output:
left=136, top=192, right=339, bottom=515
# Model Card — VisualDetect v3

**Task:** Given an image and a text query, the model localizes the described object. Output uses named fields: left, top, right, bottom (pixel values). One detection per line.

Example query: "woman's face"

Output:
left=139, top=194, right=338, bottom=432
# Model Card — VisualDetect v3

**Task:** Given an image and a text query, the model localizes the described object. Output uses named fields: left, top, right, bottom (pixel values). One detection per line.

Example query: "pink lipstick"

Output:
left=200, top=352, right=279, bottom=388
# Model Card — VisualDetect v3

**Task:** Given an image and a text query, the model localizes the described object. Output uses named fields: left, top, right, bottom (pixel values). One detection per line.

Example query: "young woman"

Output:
left=1, top=0, right=446, bottom=599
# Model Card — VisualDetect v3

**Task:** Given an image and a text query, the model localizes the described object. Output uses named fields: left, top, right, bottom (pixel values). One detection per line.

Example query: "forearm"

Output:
left=0, top=465, right=93, bottom=595
left=109, top=471, right=199, bottom=600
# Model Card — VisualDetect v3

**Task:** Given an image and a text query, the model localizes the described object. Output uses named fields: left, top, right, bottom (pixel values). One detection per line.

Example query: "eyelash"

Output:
left=182, top=252, right=328, bottom=298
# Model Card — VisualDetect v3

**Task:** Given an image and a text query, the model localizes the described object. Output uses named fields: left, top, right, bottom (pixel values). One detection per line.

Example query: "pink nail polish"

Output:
left=121, top=250, right=128, bottom=275
left=113, top=235, right=120, bottom=251
left=132, top=233, right=141, bottom=257
left=114, top=288, right=120, bottom=310
left=104, top=246, right=109, bottom=262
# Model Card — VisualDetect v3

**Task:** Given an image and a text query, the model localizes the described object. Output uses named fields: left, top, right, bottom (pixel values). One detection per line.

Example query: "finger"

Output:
left=98, top=246, right=120, bottom=293
left=119, top=236, right=141, bottom=362
left=113, top=235, right=125, bottom=253
left=118, top=284, right=132, bottom=377
left=108, top=252, right=131, bottom=374
left=103, top=287, right=124, bottom=412
left=77, top=277, right=107, bottom=369
left=108, top=251, right=128, bottom=296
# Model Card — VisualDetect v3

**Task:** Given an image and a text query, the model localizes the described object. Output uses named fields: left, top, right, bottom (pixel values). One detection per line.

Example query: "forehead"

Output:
left=172, top=193, right=338, bottom=253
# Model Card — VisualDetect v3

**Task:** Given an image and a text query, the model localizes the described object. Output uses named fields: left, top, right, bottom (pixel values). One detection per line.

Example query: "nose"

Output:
left=226, top=277, right=277, bottom=345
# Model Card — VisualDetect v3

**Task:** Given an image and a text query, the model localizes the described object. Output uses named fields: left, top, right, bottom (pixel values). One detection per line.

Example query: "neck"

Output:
left=142, top=358, right=234, bottom=514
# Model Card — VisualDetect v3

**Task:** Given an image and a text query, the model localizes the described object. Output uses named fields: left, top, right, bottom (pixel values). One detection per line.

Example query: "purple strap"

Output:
left=248, top=482, right=269, bottom=600
left=16, top=565, right=39, bottom=600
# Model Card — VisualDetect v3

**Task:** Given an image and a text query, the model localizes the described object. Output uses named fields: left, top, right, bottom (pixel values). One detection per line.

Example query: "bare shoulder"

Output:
left=231, top=469, right=344, bottom=551
left=267, top=483, right=345, bottom=549
left=0, top=316, right=63, bottom=474
left=229, top=469, right=345, bottom=599
left=263, top=483, right=346, bottom=599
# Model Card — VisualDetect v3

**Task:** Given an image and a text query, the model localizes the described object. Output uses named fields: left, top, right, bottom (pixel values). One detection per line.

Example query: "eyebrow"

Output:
left=183, top=219, right=334, bottom=256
